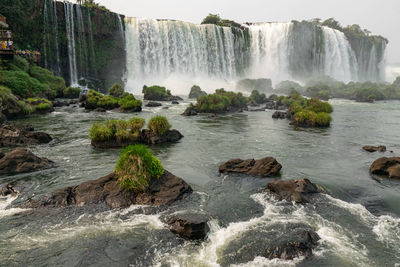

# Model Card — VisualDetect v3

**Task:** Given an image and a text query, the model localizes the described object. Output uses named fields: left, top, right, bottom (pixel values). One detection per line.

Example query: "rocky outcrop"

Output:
left=0, top=148, right=54, bottom=175
left=91, top=129, right=184, bottom=148
left=171, top=101, right=180, bottom=105
left=370, top=157, right=400, bottom=179
left=219, top=157, right=282, bottom=177
left=167, top=213, right=210, bottom=240
left=188, top=86, right=207, bottom=99
left=182, top=106, right=198, bottom=116
left=21, top=170, right=192, bottom=209
left=363, top=145, right=386, bottom=152
left=52, top=100, right=78, bottom=107
left=272, top=111, right=291, bottom=119
left=146, top=102, right=162, bottom=107
left=265, top=179, right=319, bottom=204
left=0, top=125, right=52, bottom=147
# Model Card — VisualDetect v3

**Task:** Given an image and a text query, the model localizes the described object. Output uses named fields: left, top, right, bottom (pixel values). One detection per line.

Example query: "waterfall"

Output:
left=43, top=0, right=61, bottom=75
left=75, top=4, right=89, bottom=79
left=87, top=8, right=96, bottom=78
left=52, top=0, right=61, bottom=75
left=125, top=18, right=237, bottom=91
left=43, top=0, right=49, bottom=69
left=248, top=22, right=292, bottom=82
left=64, top=2, right=78, bottom=85
left=116, top=14, right=125, bottom=44
left=322, top=26, right=358, bottom=82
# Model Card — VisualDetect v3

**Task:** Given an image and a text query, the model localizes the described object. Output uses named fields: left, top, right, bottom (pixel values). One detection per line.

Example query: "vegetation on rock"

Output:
left=189, top=85, right=207, bottom=99
left=89, top=118, right=145, bottom=142
left=109, top=83, right=124, bottom=97
left=63, top=87, right=81, bottom=98
left=142, top=85, right=171, bottom=100
left=249, top=90, right=267, bottom=104
left=148, top=116, right=171, bottom=137
left=114, top=144, right=164, bottom=191
left=85, top=89, right=142, bottom=111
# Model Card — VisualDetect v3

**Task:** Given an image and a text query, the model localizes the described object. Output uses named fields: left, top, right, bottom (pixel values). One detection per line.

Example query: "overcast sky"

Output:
left=95, top=0, right=400, bottom=63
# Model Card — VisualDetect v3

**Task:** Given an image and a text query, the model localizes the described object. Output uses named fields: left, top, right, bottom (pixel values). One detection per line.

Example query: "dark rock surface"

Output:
left=363, top=145, right=386, bottom=152
left=0, top=113, right=7, bottom=125
left=182, top=106, right=198, bottom=116
left=0, top=184, right=19, bottom=197
left=272, top=111, right=290, bottom=119
left=20, top=170, right=192, bottom=209
left=265, top=179, right=319, bottom=204
left=219, top=157, right=282, bottom=177
left=0, top=148, right=54, bottom=175
left=167, top=213, right=210, bottom=240
left=146, top=102, right=162, bottom=107
left=93, top=107, right=107, bottom=112
left=171, top=101, right=180, bottom=105
left=0, top=125, right=52, bottom=147
left=370, top=157, right=400, bottom=179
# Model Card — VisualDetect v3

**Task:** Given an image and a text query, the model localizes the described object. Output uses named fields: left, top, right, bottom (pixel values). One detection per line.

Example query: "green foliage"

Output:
left=201, top=14, right=221, bottom=25
left=249, top=90, right=266, bottom=104
left=23, top=97, right=53, bottom=112
left=114, top=145, right=164, bottom=191
left=89, top=117, right=145, bottom=142
left=109, top=83, right=124, bottom=97
left=86, top=89, right=141, bottom=110
left=148, top=116, right=171, bottom=137
left=29, top=66, right=66, bottom=97
left=321, top=18, right=343, bottom=31
left=63, top=87, right=82, bottom=98
left=118, top=94, right=142, bottom=110
left=194, top=88, right=247, bottom=113
left=142, top=85, right=171, bottom=100
left=394, top=76, right=400, bottom=86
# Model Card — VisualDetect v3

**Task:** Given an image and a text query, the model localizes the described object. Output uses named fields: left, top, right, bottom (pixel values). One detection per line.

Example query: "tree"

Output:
left=201, top=14, right=221, bottom=25
left=321, top=18, right=343, bottom=31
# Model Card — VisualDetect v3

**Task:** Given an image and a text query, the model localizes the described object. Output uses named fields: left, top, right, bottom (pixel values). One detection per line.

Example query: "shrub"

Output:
left=249, top=90, right=266, bottom=104
left=118, top=94, right=142, bottom=110
left=29, top=65, right=66, bottom=97
left=308, top=98, right=333, bottom=113
left=129, top=117, right=145, bottom=132
left=35, top=102, right=51, bottom=110
left=89, top=117, right=145, bottom=142
left=114, top=145, right=164, bottom=191
left=63, top=87, right=81, bottom=98
left=109, top=83, right=124, bottom=97
left=201, top=14, right=221, bottom=25
left=142, top=85, right=171, bottom=100
left=89, top=122, right=114, bottom=142
left=148, top=116, right=171, bottom=136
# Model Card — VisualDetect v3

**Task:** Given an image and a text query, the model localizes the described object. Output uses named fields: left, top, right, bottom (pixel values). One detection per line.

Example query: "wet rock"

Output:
left=272, top=111, right=290, bottom=119
left=248, top=108, right=266, bottom=112
left=167, top=213, right=210, bottom=240
left=93, top=107, right=106, bottom=112
left=19, top=124, right=34, bottom=132
left=171, top=101, right=180, bottom=104
left=188, top=86, right=207, bottom=99
left=0, top=125, right=52, bottom=147
left=208, top=114, right=218, bottom=119
left=219, top=157, right=282, bottom=177
left=52, top=100, right=69, bottom=107
left=363, top=145, right=386, bottom=152
left=182, top=106, right=198, bottom=116
left=0, top=148, right=54, bottom=175
left=0, top=113, right=7, bottom=125
left=146, top=102, right=162, bottom=107
left=0, top=184, right=19, bottom=197
left=162, top=107, right=169, bottom=110
left=370, top=157, right=400, bottom=179
left=140, top=129, right=184, bottom=145
left=265, top=179, right=319, bottom=204
left=21, top=170, right=192, bottom=209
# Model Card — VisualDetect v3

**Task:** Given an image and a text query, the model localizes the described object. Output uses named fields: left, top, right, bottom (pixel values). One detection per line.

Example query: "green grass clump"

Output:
left=142, top=85, right=171, bottom=100
left=86, top=89, right=142, bottom=110
left=191, top=88, right=247, bottom=114
left=109, top=83, right=124, bottom=97
left=89, top=117, right=146, bottom=142
left=148, top=116, right=171, bottom=137
left=118, top=94, right=142, bottom=110
left=63, top=87, right=81, bottom=98
left=114, top=145, right=164, bottom=191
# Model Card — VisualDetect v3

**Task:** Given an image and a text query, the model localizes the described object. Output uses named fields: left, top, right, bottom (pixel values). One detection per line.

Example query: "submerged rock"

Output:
left=265, top=179, right=319, bottom=204
left=219, top=157, right=282, bottom=177
left=363, top=145, right=386, bottom=152
left=0, top=148, right=54, bottom=175
left=370, top=157, right=400, bottom=179
left=146, top=102, right=162, bottom=107
left=91, top=129, right=184, bottom=148
left=167, top=213, right=210, bottom=240
left=21, top=170, right=192, bottom=209
left=0, top=125, right=52, bottom=147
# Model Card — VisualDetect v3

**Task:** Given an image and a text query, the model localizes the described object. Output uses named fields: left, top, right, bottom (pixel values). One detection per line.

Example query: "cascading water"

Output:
left=75, top=4, right=89, bottom=79
left=64, top=2, right=78, bottom=85
left=43, top=0, right=49, bottom=69
left=87, top=8, right=96, bottom=78
left=52, top=0, right=61, bottom=75
left=43, top=0, right=61, bottom=75
left=322, top=26, right=358, bottom=82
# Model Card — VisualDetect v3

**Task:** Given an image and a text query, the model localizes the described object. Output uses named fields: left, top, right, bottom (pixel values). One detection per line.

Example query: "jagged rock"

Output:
left=363, top=145, right=386, bottom=152
left=188, top=86, right=207, bottom=99
left=265, top=179, right=319, bottom=204
left=370, top=157, right=400, bottom=179
left=167, top=213, right=210, bottom=240
left=140, top=129, right=184, bottom=145
left=20, top=170, right=192, bottom=209
left=219, top=157, right=282, bottom=177
left=146, top=102, right=162, bottom=107
left=171, top=101, right=180, bottom=104
left=0, top=148, right=53, bottom=175
left=0, top=125, right=52, bottom=147
left=0, top=184, right=19, bottom=197
left=272, top=111, right=290, bottom=119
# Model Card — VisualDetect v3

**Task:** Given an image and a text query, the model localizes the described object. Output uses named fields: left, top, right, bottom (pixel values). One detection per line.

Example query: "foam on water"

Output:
left=0, top=195, right=29, bottom=219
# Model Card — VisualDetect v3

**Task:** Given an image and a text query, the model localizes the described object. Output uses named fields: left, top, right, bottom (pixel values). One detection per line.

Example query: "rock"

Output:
left=182, top=106, right=198, bottom=116
left=188, top=86, right=207, bottom=99
left=21, top=170, right=192, bottom=209
left=52, top=100, right=69, bottom=107
left=0, top=113, right=7, bottom=125
left=370, top=157, right=400, bottom=179
left=265, top=179, right=319, bottom=204
left=0, top=184, right=19, bottom=197
left=93, top=107, right=106, bottom=112
left=167, top=213, right=210, bottom=240
left=146, top=102, right=162, bottom=107
left=248, top=108, right=266, bottom=112
left=140, top=129, right=184, bottom=145
left=219, top=157, right=282, bottom=177
left=248, top=100, right=259, bottom=107
left=0, top=148, right=53, bottom=175
left=171, top=101, right=180, bottom=104
left=19, top=124, right=34, bottom=132
left=363, top=145, right=386, bottom=152
left=272, top=111, right=290, bottom=119
left=0, top=125, right=52, bottom=147
left=162, top=107, right=169, bottom=109
left=208, top=114, right=218, bottom=119
left=268, top=94, right=278, bottom=100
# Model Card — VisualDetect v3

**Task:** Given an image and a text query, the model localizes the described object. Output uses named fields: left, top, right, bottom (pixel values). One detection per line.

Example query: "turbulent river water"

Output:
left=1, top=99, right=400, bottom=266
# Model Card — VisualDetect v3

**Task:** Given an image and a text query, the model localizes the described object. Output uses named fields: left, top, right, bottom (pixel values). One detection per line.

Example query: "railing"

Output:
left=0, top=30, right=13, bottom=52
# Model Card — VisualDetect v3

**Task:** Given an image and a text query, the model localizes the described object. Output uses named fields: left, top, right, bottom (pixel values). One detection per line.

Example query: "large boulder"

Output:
left=0, top=148, right=53, bottom=175
left=20, top=170, right=192, bottom=209
left=182, top=106, right=198, bottom=116
left=146, top=102, right=162, bottom=107
left=265, top=179, right=319, bottom=204
left=219, top=157, right=282, bottom=177
left=370, top=157, right=400, bottom=179
left=188, top=85, right=207, bottom=99
left=0, top=125, right=52, bottom=147
left=272, top=111, right=290, bottom=119
left=140, top=129, right=184, bottom=145
left=167, top=213, right=210, bottom=240
left=363, top=145, right=386, bottom=153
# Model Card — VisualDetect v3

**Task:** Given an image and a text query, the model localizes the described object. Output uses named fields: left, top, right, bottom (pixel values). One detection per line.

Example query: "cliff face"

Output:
left=0, top=0, right=126, bottom=90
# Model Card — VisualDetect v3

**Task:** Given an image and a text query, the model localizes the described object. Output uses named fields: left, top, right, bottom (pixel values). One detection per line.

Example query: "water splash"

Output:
left=64, top=2, right=78, bottom=85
